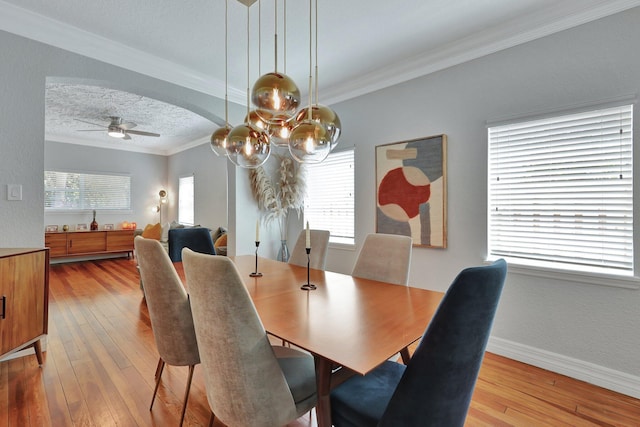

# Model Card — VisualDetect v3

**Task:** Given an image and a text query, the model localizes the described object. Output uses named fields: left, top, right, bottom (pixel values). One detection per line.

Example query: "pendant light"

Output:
left=267, top=0, right=297, bottom=147
left=251, top=0, right=300, bottom=123
left=227, top=3, right=271, bottom=168
left=288, top=0, right=330, bottom=163
left=211, top=0, right=232, bottom=157
left=293, top=0, right=341, bottom=150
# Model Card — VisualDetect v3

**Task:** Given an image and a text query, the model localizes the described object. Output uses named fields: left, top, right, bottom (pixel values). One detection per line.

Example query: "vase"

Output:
left=277, top=239, right=289, bottom=262
left=90, top=210, right=98, bottom=231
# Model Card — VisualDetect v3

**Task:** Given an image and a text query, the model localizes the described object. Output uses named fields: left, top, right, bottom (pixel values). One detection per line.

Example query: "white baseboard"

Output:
left=487, top=336, right=640, bottom=399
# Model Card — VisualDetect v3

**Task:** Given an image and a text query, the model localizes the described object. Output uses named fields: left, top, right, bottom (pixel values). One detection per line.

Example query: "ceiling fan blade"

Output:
left=74, top=118, right=105, bottom=128
left=127, top=130, right=160, bottom=137
left=123, top=133, right=132, bottom=140
left=118, top=121, right=137, bottom=130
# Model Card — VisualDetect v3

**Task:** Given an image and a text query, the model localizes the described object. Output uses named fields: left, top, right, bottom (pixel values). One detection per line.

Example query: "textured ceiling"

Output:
left=44, top=83, right=216, bottom=155
left=2, top=0, right=639, bottom=155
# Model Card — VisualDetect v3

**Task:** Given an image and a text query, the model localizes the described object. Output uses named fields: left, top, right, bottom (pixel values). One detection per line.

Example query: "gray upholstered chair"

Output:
left=352, top=233, right=413, bottom=362
left=330, top=259, right=507, bottom=427
left=352, top=233, right=412, bottom=286
left=288, top=229, right=331, bottom=270
left=134, top=236, right=201, bottom=427
left=182, top=248, right=318, bottom=427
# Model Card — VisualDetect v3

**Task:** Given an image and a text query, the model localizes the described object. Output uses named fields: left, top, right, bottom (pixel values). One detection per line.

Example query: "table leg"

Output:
left=314, top=356, right=332, bottom=427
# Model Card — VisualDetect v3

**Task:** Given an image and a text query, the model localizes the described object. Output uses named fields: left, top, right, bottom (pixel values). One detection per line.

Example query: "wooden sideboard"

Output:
left=0, top=248, right=49, bottom=364
left=45, top=230, right=135, bottom=259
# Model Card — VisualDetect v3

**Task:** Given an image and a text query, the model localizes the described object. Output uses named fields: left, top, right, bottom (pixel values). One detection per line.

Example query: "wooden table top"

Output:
left=176, top=255, right=444, bottom=375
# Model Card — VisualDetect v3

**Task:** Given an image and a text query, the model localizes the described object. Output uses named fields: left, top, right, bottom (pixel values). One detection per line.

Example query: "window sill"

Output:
left=487, top=257, right=639, bottom=290
left=329, top=242, right=356, bottom=251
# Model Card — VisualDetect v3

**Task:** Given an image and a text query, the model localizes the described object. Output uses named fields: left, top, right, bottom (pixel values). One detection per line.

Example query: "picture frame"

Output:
left=103, top=224, right=114, bottom=230
left=45, top=224, right=58, bottom=232
left=76, top=223, right=88, bottom=231
left=375, top=134, right=447, bottom=248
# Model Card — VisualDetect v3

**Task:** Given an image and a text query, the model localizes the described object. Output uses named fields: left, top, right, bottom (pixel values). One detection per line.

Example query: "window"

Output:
left=304, top=148, right=355, bottom=245
left=179, top=175, right=195, bottom=226
left=488, top=104, right=633, bottom=275
left=44, top=171, right=131, bottom=211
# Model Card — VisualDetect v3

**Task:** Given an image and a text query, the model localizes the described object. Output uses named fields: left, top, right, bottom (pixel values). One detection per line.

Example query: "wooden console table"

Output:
left=45, top=229, right=134, bottom=259
left=0, top=248, right=49, bottom=364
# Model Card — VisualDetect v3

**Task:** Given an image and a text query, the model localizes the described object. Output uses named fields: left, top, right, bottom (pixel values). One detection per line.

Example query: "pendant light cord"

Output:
left=246, top=5, right=251, bottom=117
left=307, top=0, right=313, bottom=119
left=314, top=0, right=318, bottom=106
left=224, top=0, right=229, bottom=126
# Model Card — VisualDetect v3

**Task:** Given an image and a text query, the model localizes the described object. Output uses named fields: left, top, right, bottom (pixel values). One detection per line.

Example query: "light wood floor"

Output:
left=1, top=258, right=639, bottom=426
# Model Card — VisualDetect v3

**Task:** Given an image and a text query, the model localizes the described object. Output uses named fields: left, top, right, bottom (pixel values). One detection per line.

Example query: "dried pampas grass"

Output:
left=250, top=155, right=307, bottom=226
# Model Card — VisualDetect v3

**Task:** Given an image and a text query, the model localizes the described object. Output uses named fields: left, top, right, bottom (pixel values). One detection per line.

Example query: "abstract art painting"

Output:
left=376, top=134, right=447, bottom=248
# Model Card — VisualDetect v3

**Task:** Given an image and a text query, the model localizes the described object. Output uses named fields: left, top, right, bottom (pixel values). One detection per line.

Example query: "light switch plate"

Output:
left=7, top=184, right=22, bottom=201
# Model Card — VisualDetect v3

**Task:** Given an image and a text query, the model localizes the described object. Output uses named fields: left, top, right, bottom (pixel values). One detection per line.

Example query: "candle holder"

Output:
left=300, top=248, right=316, bottom=290
left=250, top=241, right=263, bottom=277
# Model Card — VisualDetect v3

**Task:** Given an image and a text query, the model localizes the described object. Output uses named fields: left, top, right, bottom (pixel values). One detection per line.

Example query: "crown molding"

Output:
left=0, top=0, right=246, bottom=104
left=2, top=0, right=640, bottom=107
left=321, top=0, right=640, bottom=105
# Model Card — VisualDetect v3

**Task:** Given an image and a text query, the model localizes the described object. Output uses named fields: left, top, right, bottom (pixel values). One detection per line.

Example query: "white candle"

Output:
left=305, top=221, right=311, bottom=249
left=255, top=220, right=260, bottom=242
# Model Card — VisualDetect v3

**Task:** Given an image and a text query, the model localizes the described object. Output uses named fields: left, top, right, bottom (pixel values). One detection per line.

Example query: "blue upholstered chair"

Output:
left=168, top=227, right=216, bottom=262
left=330, top=259, right=507, bottom=427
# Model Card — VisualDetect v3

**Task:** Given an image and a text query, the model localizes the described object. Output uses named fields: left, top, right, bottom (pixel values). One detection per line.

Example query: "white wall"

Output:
left=323, top=7, right=640, bottom=394
left=167, top=142, right=228, bottom=231
left=0, top=28, right=230, bottom=247
left=45, top=141, right=167, bottom=229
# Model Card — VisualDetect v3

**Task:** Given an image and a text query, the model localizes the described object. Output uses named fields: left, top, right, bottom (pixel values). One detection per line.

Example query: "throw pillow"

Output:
left=214, top=233, right=227, bottom=250
left=141, top=223, right=162, bottom=240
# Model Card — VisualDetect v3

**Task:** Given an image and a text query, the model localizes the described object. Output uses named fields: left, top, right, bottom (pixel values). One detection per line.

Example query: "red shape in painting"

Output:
left=378, top=167, right=431, bottom=219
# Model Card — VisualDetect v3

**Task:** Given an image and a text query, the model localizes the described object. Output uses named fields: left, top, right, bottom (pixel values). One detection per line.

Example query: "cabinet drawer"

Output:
left=67, top=232, right=106, bottom=254
left=106, top=230, right=134, bottom=252
left=45, top=233, right=67, bottom=257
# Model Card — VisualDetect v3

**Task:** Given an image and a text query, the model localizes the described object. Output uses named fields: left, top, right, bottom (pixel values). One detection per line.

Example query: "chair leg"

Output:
left=208, top=411, right=215, bottom=427
left=150, top=359, right=165, bottom=410
left=154, top=357, right=163, bottom=378
left=179, top=365, right=196, bottom=427
left=400, top=346, right=411, bottom=364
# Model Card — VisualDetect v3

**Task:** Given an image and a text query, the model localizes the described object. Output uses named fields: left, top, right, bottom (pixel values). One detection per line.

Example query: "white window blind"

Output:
left=304, top=149, right=355, bottom=245
left=44, top=171, right=131, bottom=211
left=179, top=175, right=195, bottom=226
left=488, top=104, right=633, bottom=273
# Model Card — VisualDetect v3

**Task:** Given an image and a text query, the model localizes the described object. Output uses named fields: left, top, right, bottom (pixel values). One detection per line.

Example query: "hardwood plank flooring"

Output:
left=1, top=258, right=639, bottom=426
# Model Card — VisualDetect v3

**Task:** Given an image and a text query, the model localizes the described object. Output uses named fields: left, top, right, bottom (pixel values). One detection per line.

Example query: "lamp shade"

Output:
left=226, top=123, right=271, bottom=168
left=288, top=119, right=331, bottom=163
left=251, top=72, right=301, bottom=122
left=268, top=113, right=297, bottom=147
left=294, top=104, right=341, bottom=149
left=210, top=125, right=232, bottom=157
left=245, top=110, right=271, bottom=131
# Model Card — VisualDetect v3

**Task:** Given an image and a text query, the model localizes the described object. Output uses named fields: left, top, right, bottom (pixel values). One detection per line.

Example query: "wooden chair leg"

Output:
left=179, top=365, right=195, bottom=427
left=150, top=359, right=165, bottom=410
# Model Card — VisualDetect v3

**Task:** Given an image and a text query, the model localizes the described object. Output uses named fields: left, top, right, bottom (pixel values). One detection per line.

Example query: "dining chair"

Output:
left=134, top=236, right=201, bottom=427
left=288, top=229, right=331, bottom=270
left=168, top=227, right=216, bottom=262
left=330, top=259, right=507, bottom=427
left=352, top=233, right=412, bottom=286
left=351, top=233, right=413, bottom=362
left=182, top=248, right=318, bottom=427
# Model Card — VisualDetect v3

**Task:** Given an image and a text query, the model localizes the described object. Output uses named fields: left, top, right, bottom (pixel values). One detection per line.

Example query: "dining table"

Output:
left=175, top=254, right=444, bottom=427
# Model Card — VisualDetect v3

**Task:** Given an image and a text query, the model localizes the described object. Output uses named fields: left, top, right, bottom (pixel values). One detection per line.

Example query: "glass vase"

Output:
left=278, top=239, right=290, bottom=262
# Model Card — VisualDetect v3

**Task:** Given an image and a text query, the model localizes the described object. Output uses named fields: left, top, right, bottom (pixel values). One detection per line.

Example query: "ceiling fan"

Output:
left=75, top=116, right=160, bottom=140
